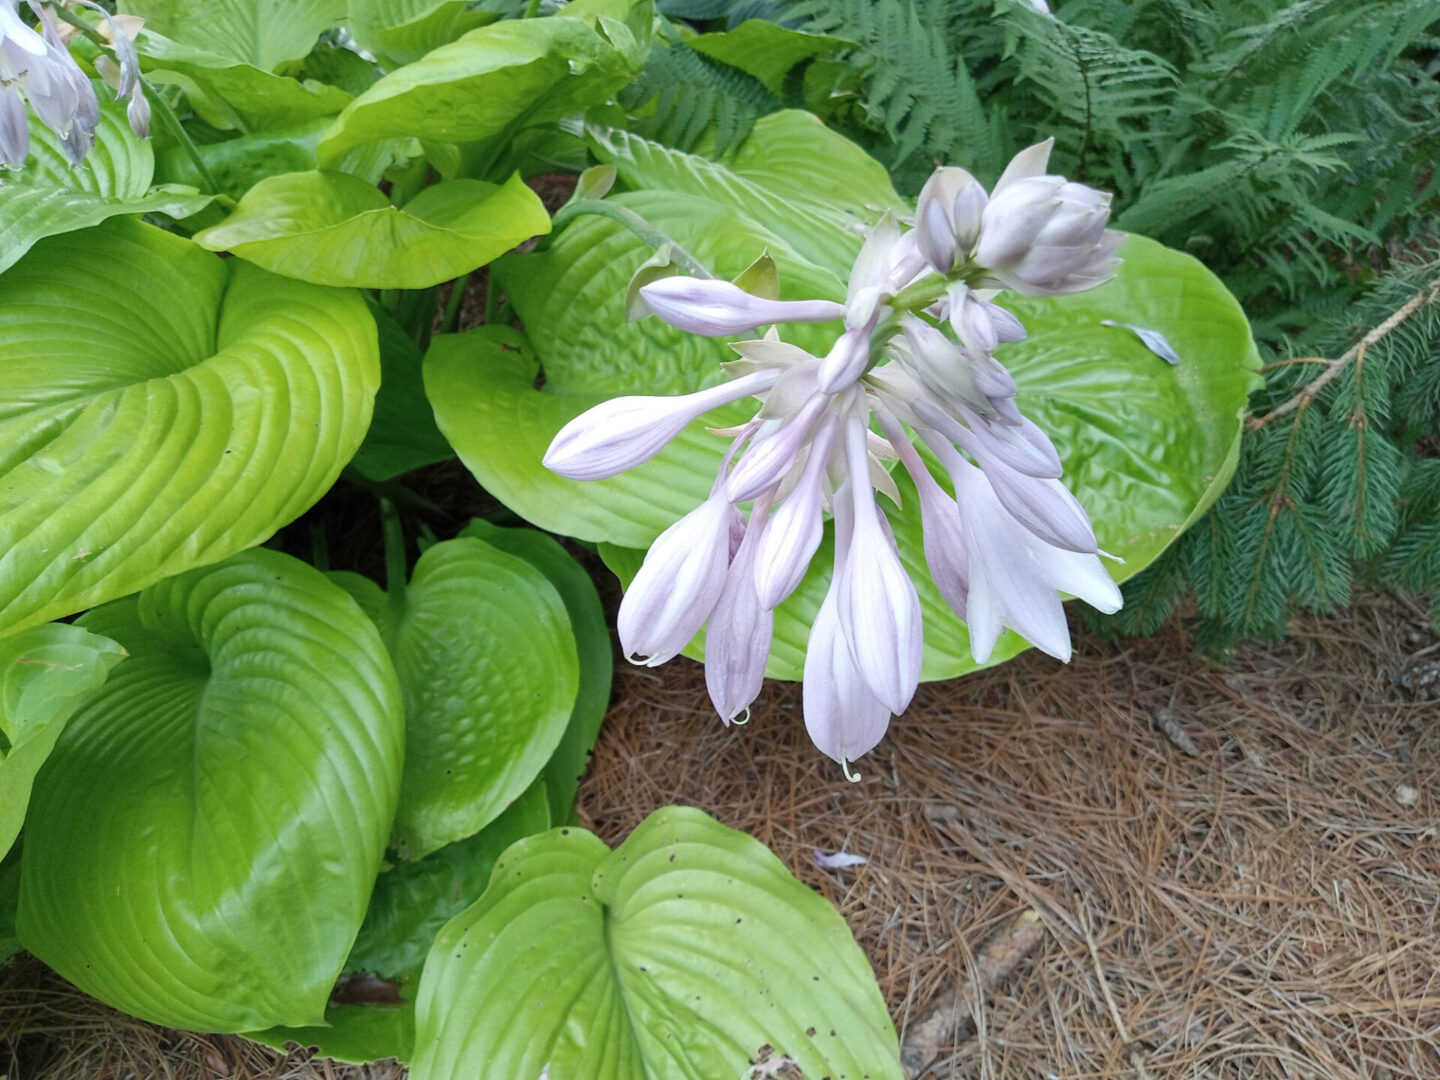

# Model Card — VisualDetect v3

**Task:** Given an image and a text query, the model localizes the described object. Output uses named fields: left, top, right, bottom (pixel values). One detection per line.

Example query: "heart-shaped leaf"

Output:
left=0, top=624, right=126, bottom=861
left=410, top=807, right=902, bottom=1080
left=195, top=170, right=551, bottom=288
left=317, top=5, right=647, bottom=169
left=17, top=550, right=405, bottom=1031
left=121, top=0, right=346, bottom=71
left=456, top=521, right=612, bottom=825
left=0, top=85, right=209, bottom=274
left=330, top=537, right=578, bottom=860
left=0, top=218, right=379, bottom=637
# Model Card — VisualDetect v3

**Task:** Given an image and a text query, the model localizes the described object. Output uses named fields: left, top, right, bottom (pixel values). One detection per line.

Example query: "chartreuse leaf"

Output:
left=121, top=0, right=346, bottom=71
left=330, top=538, right=578, bottom=860
left=154, top=117, right=331, bottom=201
left=458, top=521, right=612, bottom=824
left=0, top=625, right=127, bottom=861
left=194, top=170, right=550, bottom=288
left=248, top=783, right=552, bottom=1065
left=349, top=302, right=454, bottom=482
left=0, top=218, right=379, bottom=637
left=0, top=84, right=209, bottom=274
left=410, top=807, right=902, bottom=1080
left=317, top=3, right=649, bottom=169
left=138, top=29, right=352, bottom=131
left=430, top=116, right=1256, bottom=680
left=16, top=550, right=405, bottom=1032
left=347, top=0, right=498, bottom=69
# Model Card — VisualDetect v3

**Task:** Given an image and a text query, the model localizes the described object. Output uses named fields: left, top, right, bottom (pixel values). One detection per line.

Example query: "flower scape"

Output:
left=545, top=139, right=1129, bottom=777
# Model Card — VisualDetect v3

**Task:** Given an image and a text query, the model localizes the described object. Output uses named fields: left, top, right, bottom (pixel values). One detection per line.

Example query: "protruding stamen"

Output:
left=841, top=755, right=862, bottom=783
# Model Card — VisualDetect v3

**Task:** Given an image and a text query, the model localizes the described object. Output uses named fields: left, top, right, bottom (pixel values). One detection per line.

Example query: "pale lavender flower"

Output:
left=546, top=142, right=1126, bottom=770
left=639, top=276, right=843, bottom=336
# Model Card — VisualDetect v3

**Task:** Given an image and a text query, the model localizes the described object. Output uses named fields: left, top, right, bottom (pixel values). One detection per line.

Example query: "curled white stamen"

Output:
left=841, top=755, right=862, bottom=783
left=731, top=708, right=751, bottom=726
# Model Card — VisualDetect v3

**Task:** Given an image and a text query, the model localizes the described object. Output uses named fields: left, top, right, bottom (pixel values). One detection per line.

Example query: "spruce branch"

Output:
left=1250, top=277, right=1440, bottom=429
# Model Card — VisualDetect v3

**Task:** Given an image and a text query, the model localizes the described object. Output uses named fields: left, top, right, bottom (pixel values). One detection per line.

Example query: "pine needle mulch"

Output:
left=3, top=595, right=1437, bottom=1079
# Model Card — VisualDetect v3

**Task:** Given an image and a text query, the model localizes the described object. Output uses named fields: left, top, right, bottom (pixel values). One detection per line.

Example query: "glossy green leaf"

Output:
left=0, top=218, right=379, bottom=636
left=249, top=782, right=551, bottom=1066
left=195, top=170, right=550, bottom=288
left=428, top=119, right=1256, bottom=680
left=122, top=0, right=346, bottom=71
left=154, top=117, right=331, bottom=201
left=139, top=30, right=353, bottom=130
left=317, top=6, right=648, bottom=169
left=0, top=85, right=209, bottom=274
left=410, top=806, right=902, bottom=1080
left=334, top=538, right=578, bottom=860
left=17, top=550, right=405, bottom=1031
left=349, top=302, right=455, bottom=481
left=347, top=0, right=497, bottom=69
left=0, top=625, right=126, bottom=861
left=459, top=521, right=612, bottom=824
left=688, top=20, right=852, bottom=96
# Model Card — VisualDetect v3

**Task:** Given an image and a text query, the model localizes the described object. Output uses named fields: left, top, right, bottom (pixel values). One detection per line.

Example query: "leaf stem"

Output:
left=380, top=497, right=408, bottom=608
left=442, top=272, right=471, bottom=333
left=549, top=199, right=713, bottom=279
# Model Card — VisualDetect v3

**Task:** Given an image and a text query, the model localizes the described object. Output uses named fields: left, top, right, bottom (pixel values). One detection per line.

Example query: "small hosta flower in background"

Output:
left=0, top=0, right=149, bottom=170
left=546, top=140, right=1125, bottom=775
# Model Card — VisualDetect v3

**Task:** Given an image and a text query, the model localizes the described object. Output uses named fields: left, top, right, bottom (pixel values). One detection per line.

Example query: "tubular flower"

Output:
left=0, top=0, right=149, bottom=169
left=544, top=140, right=1126, bottom=771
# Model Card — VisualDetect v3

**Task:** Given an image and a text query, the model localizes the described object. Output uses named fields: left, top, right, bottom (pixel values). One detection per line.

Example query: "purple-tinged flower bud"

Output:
left=975, top=174, right=1124, bottom=297
left=727, top=395, right=827, bottom=503
left=640, top=276, right=844, bottom=337
left=802, top=492, right=893, bottom=772
left=753, top=414, right=838, bottom=608
left=705, top=499, right=774, bottom=724
left=834, top=413, right=922, bottom=714
left=915, top=166, right=987, bottom=271
left=125, top=83, right=149, bottom=139
left=876, top=407, right=970, bottom=615
left=618, top=492, right=738, bottom=667
left=934, top=438, right=1096, bottom=553
left=544, top=369, right=779, bottom=481
left=816, top=323, right=874, bottom=393
left=0, top=86, right=27, bottom=167
left=0, top=1, right=45, bottom=84
left=896, top=314, right=983, bottom=406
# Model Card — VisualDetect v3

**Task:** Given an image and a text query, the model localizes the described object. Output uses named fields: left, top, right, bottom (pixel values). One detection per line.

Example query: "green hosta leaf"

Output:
left=458, top=521, right=611, bottom=824
left=410, top=807, right=902, bottom=1080
left=0, top=218, right=379, bottom=636
left=0, top=85, right=209, bottom=274
left=121, top=0, right=346, bottom=71
left=0, top=625, right=126, bottom=861
left=688, top=21, right=852, bottom=96
left=154, top=117, right=331, bottom=201
left=17, top=550, right=405, bottom=1031
left=317, top=6, right=648, bottom=169
left=0, top=850, right=18, bottom=965
left=347, top=0, right=498, bottom=69
left=195, top=170, right=550, bottom=288
left=139, top=30, right=353, bottom=131
left=250, top=782, right=552, bottom=1065
left=349, top=302, right=454, bottom=482
left=332, top=538, right=578, bottom=860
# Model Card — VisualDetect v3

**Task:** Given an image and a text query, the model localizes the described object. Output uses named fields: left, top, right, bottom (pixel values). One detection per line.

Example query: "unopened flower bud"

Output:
left=640, top=277, right=843, bottom=337
left=915, top=166, right=987, bottom=271
left=975, top=175, right=1123, bottom=297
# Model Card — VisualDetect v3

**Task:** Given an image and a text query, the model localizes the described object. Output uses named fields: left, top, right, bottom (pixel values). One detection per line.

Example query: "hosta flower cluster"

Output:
left=546, top=139, right=1125, bottom=775
left=0, top=0, right=148, bottom=169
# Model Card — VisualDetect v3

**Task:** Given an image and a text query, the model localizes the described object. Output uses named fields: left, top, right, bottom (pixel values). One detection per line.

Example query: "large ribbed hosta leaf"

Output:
left=410, top=807, right=902, bottom=1080
left=16, top=550, right=404, bottom=1031
left=329, top=537, right=577, bottom=860
left=0, top=218, right=379, bottom=636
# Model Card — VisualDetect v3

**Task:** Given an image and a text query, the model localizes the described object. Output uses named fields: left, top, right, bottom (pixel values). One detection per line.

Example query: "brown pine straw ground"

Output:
left=2, top=593, right=1437, bottom=1079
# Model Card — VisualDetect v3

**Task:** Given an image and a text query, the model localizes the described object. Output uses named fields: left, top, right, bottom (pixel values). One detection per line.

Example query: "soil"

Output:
left=3, top=586, right=1437, bottom=1080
